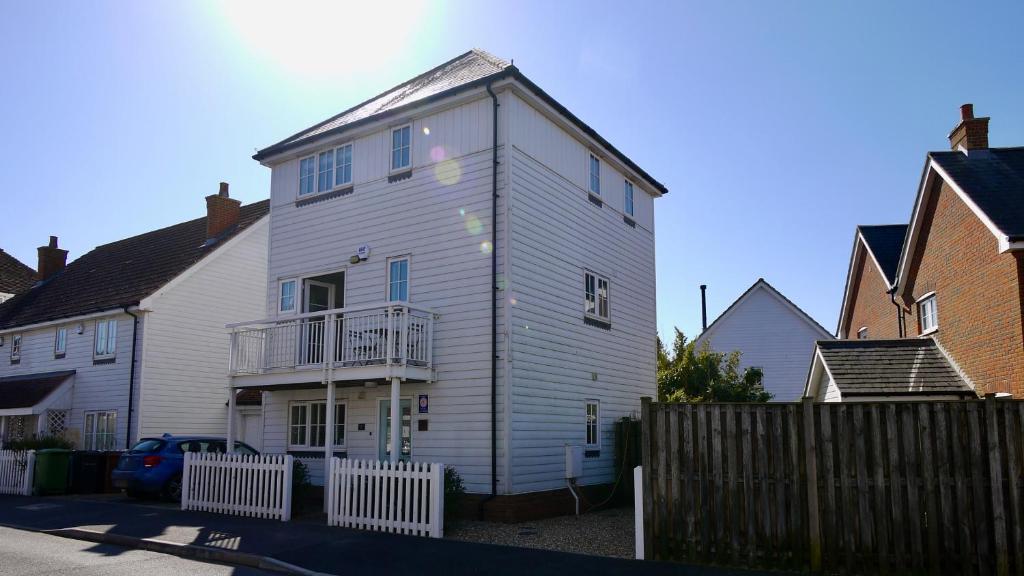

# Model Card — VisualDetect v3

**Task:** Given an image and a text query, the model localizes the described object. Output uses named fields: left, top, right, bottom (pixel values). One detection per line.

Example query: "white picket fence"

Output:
left=0, top=450, right=34, bottom=495
left=326, top=458, right=444, bottom=538
left=181, top=452, right=293, bottom=521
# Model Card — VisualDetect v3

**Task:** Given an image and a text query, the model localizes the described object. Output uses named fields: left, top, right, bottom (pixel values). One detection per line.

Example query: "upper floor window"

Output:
left=585, top=400, right=600, bottom=449
left=335, top=144, right=353, bottom=187
left=624, top=180, right=634, bottom=216
left=584, top=271, right=610, bottom=320
left=857, top=327, right=868, bottom=340
left=589, top=154, right=601, bottom=195
left=95, top=319, right=117, bottom=359
left=918, top=293, right=938, bottom=334
left=10, top=334, right=21, bottom=363
left=279, top=279, right=297, bottom=313
left=299, top=156, right=316, bottom=195
left=317, top=150, right=334, bottom=192
left=388, top=257, right=409, bottom=302
left=391, top=125, right=411, bottom=172
left=55, top=326, right=67, bottom=357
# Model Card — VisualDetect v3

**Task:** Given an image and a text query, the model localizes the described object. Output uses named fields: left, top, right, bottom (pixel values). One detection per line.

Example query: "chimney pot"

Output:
left=949, top=103, right=989, bottom=151
left=206, top=182, right=242, bottom=240
left=37, top=235, right=68, bottom=281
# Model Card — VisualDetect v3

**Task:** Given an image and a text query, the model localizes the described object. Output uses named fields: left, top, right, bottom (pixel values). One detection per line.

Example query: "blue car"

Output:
left=111, top=434, right=259, bottom=501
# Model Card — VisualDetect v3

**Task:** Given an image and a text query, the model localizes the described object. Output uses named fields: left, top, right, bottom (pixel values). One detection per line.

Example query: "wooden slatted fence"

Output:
left=0, top=450, right=34, bottom=495
left=326, top=458, right=444, bottom=538
left=181, top=452, right=293, bottom=521
left=640, top=397, right=1024, bottom=575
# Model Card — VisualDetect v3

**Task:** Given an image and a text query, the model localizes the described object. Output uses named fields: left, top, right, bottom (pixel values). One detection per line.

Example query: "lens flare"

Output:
left=422, top=127, right=430, bottom=136
left=480, top=241, right=493, bottom=254
left=434, top=158, right=462, bottom=186
left=464, top=215, right=482, bottom=235
left=458, top=208, right=466, bottom=217
left=430, top=146, right=446, bottom=162
left=509, top=297, right=518, bottom=306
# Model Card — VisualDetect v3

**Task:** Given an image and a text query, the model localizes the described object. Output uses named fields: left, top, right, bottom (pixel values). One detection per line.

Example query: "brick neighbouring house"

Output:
left=835, top=104, right=1024, bottom=397
left=836, top=224, right=908, bottom=340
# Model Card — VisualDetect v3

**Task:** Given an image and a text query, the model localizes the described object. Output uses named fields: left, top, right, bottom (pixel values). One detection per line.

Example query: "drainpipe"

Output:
left=479, top=80, right=500, bottom=519
left=889, top=289, right=904, bottom=338
left=123, top=307, right=140, bottom=450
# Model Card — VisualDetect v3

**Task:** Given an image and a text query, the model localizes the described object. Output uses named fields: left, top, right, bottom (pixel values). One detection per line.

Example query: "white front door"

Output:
left=301, top=280, right=334, bottom=364
left=239, top=412, right=263, bottom=451
left=378, top=399, right=412, bottom=462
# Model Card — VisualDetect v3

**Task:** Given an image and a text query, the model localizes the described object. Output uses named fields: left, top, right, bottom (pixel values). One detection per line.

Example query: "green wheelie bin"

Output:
left=33, top=448, right=71, bottom=495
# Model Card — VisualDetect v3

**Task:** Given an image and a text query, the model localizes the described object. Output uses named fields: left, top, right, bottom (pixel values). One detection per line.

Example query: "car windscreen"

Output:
left=129, top=439, right=165, bottom=453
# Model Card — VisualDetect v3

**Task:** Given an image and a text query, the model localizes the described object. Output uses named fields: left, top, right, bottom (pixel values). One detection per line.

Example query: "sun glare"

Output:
left=214, top=0, right=429, bottom=79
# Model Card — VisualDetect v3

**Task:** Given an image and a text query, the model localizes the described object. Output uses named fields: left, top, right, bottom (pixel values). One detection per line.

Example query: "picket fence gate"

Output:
left=181, top=452, right=293, bottom=521
left=326, top=458, right=444, bottom=538
left=0, top=450, right=34, bottom=495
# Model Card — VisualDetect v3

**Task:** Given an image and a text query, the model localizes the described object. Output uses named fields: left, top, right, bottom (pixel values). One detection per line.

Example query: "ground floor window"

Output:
left=585, top=400, right=600, bottom=449
left=289, top=400, right=347, bottom=449
left=84, top=411, right=117, bottom=450
left=46, top=410, right=68, bottom=437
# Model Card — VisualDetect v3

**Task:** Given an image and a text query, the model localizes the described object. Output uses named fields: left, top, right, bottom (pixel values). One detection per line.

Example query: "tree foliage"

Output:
left=657, top=328, right=772, bottom=403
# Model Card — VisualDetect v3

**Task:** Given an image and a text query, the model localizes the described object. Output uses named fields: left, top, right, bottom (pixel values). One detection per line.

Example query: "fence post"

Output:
left=432, top=462, right=444, bottom=538
left=281, top=455, right=293, bottom=522
left=986, top=396, right=1009, bottom=576
left=23, top=450, right=36, bottom=496
left=181, top=451, right=191, bottom=510
left=802, top=398, right=822, bottom=572
left=635, top=465, right=645, bottom=560
left=640, top=396, right=654, bottom=560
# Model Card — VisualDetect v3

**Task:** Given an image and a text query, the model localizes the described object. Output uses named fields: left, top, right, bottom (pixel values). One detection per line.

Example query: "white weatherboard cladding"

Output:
left=137, top=218, right=269, bottom=437
left=697, top=285, right=827, bottom=402
left=0, top=313, right=142, bottom=449
left=263, top=95, right=510, bottom=494
left=505, top=93, right=657, bottom=494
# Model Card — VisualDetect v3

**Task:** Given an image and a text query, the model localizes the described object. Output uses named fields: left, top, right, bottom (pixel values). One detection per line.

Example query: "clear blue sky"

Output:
left=2, top=1, right=1022, bottom=341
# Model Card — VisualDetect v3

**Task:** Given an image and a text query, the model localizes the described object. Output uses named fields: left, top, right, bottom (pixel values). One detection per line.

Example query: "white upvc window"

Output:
left=391, top=124, right=412, bottom=172
left=387, top=257, right=410, bottom=302
left=589, top=154, right=601, bottom=195
left=279, top=279, right=297, bottom=313
left=585, top=400, right=600, bottom=449
left=624, top=180, right=634, bottom=216
left=334, top=143, right=353, bottom=186
left=299, top=156, right=316, bottom=195
left=857, top=327, right=868, bottom=340
left=10, top=334, right=22, bottom=362
left=84, top=411, right=117, bottom=450
left=317, top=149, right=334, bottom=192
left=94, top=318, right=117, bottom=359
left=55, top=326, right=67, bottom=357
left=918, top=293, right=938, bottom=334
left=289, top=400, right=347, bottom=449
left=584, top=271, right=610, bottom=321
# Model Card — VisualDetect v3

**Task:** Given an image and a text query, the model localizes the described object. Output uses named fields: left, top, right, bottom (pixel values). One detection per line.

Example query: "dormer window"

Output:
left=391, top=125, right=411, bottom=172
left=589, top=154, right=601, bottom=195
left=624, top=180, right=634, bottom=216
left=317, top=150, right=334, bottom=192
left=299, top=156, right=316, bottom=195
left=299, top=143, right=354, bottom=197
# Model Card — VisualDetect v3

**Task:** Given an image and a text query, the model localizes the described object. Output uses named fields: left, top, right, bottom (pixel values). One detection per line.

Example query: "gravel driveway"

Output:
left=446, top=506, right=636, bottom=559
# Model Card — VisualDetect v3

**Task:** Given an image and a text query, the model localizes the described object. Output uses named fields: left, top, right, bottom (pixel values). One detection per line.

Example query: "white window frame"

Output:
left=94, top=318, right=117, bottom=359
left=585, top=400, right=600, bottom=449
left=334, top=143, right=353, bottom=187
left=857, top=327, right=868, bottom=340
left=589, top=153, right=601, bottom=196
left=288, top=400, right=347, bottom=450
left=917, top=292, right=938, bottom=335
left=391, top=124, right=412, bottom=173
left=83, top=410, right=117, bottom=450
left=10, top=334, right=21, bottom=362
left=299, top=155, right=316, bottom=196
left=624, top=179, right=634, bottom=216
left=279, top=279, right=297, bottom=314
left=387, top=256, right=410, bottom=302
left=584, top=270, right=610, bottom=321
left=317, top=149, right=334, bottom=193
left=55, top=326, right=67, bottom=357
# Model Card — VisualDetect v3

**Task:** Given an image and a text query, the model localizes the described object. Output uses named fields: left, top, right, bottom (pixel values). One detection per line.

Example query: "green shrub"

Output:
left=443, top=465, right=466, bottom=521
left=5, top=435, right=74, bottom=451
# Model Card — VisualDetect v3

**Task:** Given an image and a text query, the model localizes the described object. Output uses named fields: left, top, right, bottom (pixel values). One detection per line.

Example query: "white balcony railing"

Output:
left=229, top=303, right=435, bottom=377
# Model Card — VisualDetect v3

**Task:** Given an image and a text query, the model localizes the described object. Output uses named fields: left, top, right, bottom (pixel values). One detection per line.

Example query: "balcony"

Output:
left=228, top=303, right=435, bottom=387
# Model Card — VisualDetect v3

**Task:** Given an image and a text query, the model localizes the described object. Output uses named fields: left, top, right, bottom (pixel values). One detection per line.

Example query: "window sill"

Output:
left=623, top=215, right=636, bottom=228
left=93, top=357, right=116, bottom=365
left=54, top=353, right=66, bottom=360
left=919, top=327, right=939, bottom=337
left=287, top=449, right=348, bottom=458
left=388, top=169, right=413, bottom=183
left=9, top=358, right=19, bottom=365
left=587, top=193, right=603, bottom=208
left=295, top=185, right=353, bottom=207
left=584, top=449, right=600, bottom=458
left=583, top=316, right=611, bottom=330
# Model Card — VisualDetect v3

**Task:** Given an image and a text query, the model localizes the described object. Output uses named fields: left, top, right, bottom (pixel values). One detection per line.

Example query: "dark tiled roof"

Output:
left=253, top=49, right=668, bottom=195
left=0, top=370, right=75, bottom=409
left=0, top=200, right=269, bottom=329
left=0, top=249, right=36, bottom=295
left=817, top=338, right=975, bottom=397
left=930, top=147, right=1024, bottom=239
left=858, top=224, right=907, bottom=284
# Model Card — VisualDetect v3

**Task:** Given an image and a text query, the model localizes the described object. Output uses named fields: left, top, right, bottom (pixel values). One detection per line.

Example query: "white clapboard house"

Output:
left=0, top=185, right=268, bottom=451
left=226, top=50, right=665, bottom=520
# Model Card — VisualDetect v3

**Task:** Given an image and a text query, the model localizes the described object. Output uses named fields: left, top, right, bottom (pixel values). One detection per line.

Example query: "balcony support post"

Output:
left=226, top=386, right=236, bottom=453
left=390, top=376, right=401, bottom=464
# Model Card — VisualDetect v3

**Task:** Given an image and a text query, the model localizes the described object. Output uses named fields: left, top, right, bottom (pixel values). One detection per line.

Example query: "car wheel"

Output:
left=162, top=475, right=183, bottom=502
left=125, top=488, right=142, bottom=499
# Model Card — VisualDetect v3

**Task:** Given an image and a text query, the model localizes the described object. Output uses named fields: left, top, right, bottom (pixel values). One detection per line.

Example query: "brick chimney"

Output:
left=37, top=236, right=68, bottom=281
left=206, top=182, right=241, bottom=240
left=949, top=103, right=989, bottom=151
